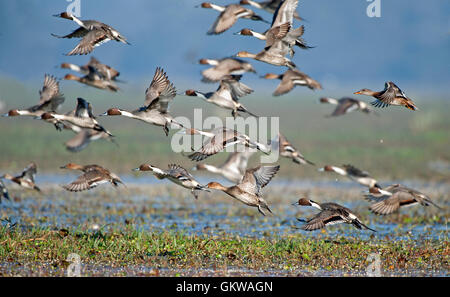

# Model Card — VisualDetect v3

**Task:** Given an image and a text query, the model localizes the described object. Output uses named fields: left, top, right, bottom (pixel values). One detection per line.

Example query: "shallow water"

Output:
left=1, top=175, right=448, bottom=242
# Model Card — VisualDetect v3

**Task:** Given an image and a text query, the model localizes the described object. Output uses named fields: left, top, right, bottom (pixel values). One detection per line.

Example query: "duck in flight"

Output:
left=354, top=82, right=418, bottom=111
left=133, top=163, right=209, bottom=199
left=293, top=198, right=376, bottom=232
left=52, top=12, right=130, bottom=55
left=1, top=162, right=40, bottom=192
left=61, top=163, right=124, bottom=192
left=319, top=97, right=376, bottom=117
left=207, top=165, right=280, bottom=215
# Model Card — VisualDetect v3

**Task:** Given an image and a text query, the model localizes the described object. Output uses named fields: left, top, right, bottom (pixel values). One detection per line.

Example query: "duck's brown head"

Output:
left=199, top=59, right=209, bottom=65
left=60, top=63, right=71, bottom=69
left=41, top=113, right=55, bottom=120
left=60, top=163, right=82, bottom=170
left=320, top=165, right=334, bottom=172
left=1, top=173, right=14, bottom=180
left=133, top=164, right=153, bottom=172
left=185, top=90, right=197, bottom=96
left=206, top=182, right=224, bottom=190
left=238, top=29, right=253, bottom=36
left=55, top=12, right=74, bottom=20
left=369, top=186, right=382, bottom=195
left=262, top=73, right=279, bottom=80
left=201, top=2, right=212, bottom=8
left=353, top=88, right=372, bottom=95
left=236, top=51, right=251, bottom=58
left=293, top=197, right=312, bottom=206
left=64, top=74, right=79, bottom=81
left=105, top=108, right=122, bottom=116
left=240, top=0, right=251, bottom=5
left=7, top=109, right=20, bottom=117
left=194, top=164, right=207, bottom=170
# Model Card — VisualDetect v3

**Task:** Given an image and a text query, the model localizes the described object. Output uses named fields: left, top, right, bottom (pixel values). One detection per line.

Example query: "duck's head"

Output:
left=235, top=29, right=253, bottom=36
left=206, top=182, right=225, bottom=190
left=60, top=63, right=71, bottom=69
left=185, top=90, right=197, bottom=96
left=193, top=164, right=207, bottom=171
left=54, top=12, right=73, bottom=20
left=318, top=165, right=334, bottom=172
left=4, top=109, right=20, bottom=117
left=1, top=173, right=14, bottom=180
left=64, top=74, right=79, bottom=81
left=262, top=73, right=279, bottom=80
left=236, top=51, right=252, bottom=58
left=198, top=59, right=210, bottom=65
left=292, top=197, right=312, bottom=206
left=353, top=88, right=372, bottom=95
left=240, top=0, right=251, bottom=5
left=132, top=164, right=155, bottom=172
left=100, top=108, right=122, bottom=116
left=200, top=2, right=212, bottom=9
left=60, top=163, right=82, bottom=170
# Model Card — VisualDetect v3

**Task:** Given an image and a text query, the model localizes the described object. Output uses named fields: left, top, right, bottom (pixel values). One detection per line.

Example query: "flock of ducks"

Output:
left=0, top=1, right=441, bottom=233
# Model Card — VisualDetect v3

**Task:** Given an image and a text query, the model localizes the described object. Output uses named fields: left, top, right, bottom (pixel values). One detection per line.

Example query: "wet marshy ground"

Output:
left=0, top=175, right=448, bottom=276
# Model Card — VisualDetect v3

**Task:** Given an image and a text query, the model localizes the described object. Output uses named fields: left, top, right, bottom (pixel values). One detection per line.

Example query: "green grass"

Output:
left=0, top=227, right=448, bottom=276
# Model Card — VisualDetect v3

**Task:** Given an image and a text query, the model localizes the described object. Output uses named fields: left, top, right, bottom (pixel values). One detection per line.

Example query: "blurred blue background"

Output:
left=0, top=0, right=449, bottom=95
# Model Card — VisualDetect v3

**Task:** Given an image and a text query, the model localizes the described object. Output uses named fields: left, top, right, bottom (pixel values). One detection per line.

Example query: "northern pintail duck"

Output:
left=354, top=82, right=418, bottom=111
left=276, top=133, right=314, bottom=165
left=0, top=179, right=10, bottom=203
left=239, top=0, right=303, bottom=21
left=3, top=74, right=64, bottom=118
left=199, top=2, right=268, bottom=35
left=181, top=127, right=270, bottom=161
left=61, top=163, right=124, bottom=192
left=199, top=58, right=256, bottom=83
left=207, top=165, right=280, bottom=215
left=52, top=12, right=130, bottom=55
left=364, top=184, right=441, bottom=215
left=194, top=150, right=254, bottom=183
left=262, top=68, right=321, bottom=95
left=61, top=56, right=120, bottom=81
left=1, top=162, right=40, bottom=192
left=185, top=75, right=256, bottom=118
left=293, top=198, right=376, bottom=232
left=64, top=70, right=119, bottom=92
left=320, top=97, right=375, bottom=117
left=236, top=46, right=296, bottom=69
left=100, top=67, right=182, bottom=136
left=319, top=164, right=380, bottom=188
left=41, top=98, right=112, bottom=135
left=236, top=0, right=311, bottom=56
left=65, top=129, right=116, bottom=153
left=133, top=164, right=209, bottom=199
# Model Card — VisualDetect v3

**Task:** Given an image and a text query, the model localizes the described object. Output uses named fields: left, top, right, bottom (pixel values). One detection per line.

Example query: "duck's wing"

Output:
left=39, top=74, right=61, bottom=104
left=63, top=170, right=108, bottom=192
left=201, top=58, right=246, bottom=83
left=278, top=133, right=296, bottom=153
left=75, top=98, right=95, bottom=118
left=207, top=5, right=245, bottom=35
left=21, top=162, right=37, bottom=183
left=167, top=164, right=195, bottom=181
left=330, top=99, right=359, bottom=116
left=145, top=68, right=177, bottom=113
left=87, top=57, right=119, bottom=81
left=65, top=130, right=91, bottom=152
left=220, top=75, right=254, bottom=101
left=238, top=165, right=280, bottom=195
left=188, top=129, right=240, bottom=161
left=371, top=82, right=398, bottom=108
left=342, top=164, right=370, bottom=177
left=67, top=29, right=110, bottom=56
left=300, top=210, right=346, bottom=231
left=273, top=73, right=294, bottom=96
left=266, top=22, right=291, bottom=47
left=271, top=0, right=298, bottom=28
left=369, top=193, right=403, bottom=215
left=52, top=26, right=89, bottom=39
